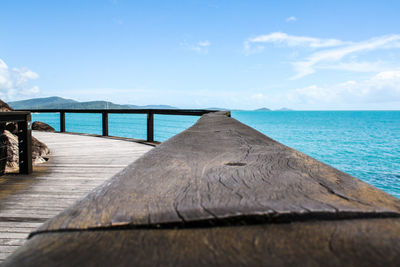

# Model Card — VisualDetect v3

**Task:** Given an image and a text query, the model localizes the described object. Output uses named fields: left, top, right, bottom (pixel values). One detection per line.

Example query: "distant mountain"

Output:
left=276, top=107, right=293, bottom=111
left=255, top=107, right=271, bottom=111
left=53, top=101, right=132, bottom=109
left=9, top=97, right=179, bottom=110
left=9, top=97, right=78, bottom=109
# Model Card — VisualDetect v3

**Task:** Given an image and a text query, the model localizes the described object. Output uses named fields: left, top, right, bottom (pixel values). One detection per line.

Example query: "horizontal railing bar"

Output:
left=17, top=109, right=218, bottom=116
left=0, top=111, right=31, bottom=122
left=16, top=109, right=227, bottom=142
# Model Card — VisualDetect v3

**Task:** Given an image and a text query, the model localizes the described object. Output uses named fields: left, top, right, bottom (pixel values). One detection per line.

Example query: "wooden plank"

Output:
left=0, top=239, right=26, bottom=246
left=0, top=233, right=27, bottom=239
left=0, top=222, right=42, bottom=228
left=0, top=131, right=152, bottom=262
left=0, top=202, right=78, bottom=208
left=0, top=246, right=21, bottom=253
left=0, top=228, right=38, bottom=234
left=0, top=253, right=11, bottom=261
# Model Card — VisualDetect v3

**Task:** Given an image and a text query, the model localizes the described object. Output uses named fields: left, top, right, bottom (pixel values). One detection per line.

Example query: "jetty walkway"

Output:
left=2, top=112, right=400, bottom=266
left=0, top=131, right=152, bottom=262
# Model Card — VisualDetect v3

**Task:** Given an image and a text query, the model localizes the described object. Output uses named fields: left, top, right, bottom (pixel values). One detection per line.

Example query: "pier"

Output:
left=2, top=111, right=400, bottom=266
left=0, top=131, right=152, bottom=262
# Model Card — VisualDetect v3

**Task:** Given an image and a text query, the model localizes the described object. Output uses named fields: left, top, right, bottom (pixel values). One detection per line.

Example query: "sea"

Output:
left=32, top=111, right=400, bottom=199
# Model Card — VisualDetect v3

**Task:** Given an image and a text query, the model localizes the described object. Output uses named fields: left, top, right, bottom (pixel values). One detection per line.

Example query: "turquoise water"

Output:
left=31, top=113, right=198, bottom=142
left=32, top=111, right=400, bottom=199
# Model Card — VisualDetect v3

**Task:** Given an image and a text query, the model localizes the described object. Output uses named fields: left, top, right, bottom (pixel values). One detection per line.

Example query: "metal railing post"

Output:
left=17, top=113, right=32, bottom=174
left=147, top=111, right=154, bottom=142
left=60, top=112, right=66, bottom=132
left=102, top=112, right=109, bottom=136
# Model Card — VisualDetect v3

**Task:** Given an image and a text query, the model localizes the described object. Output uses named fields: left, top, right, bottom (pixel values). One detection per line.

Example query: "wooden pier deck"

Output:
left=0, top=131, right=152, bottom=262
left=3, top=112, right=400, bottom=266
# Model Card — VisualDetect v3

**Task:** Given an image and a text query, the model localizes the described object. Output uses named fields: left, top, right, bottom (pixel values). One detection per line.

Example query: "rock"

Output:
left=0, top=99, right=50, bottom=173
left=32, top=121, right=56, bottom=132
left=0, top=99, right=13, bottom=112
left=1, top=130, right=19, bottom=172
left=0, top=130, right=50, bottom=172
left=0, top=133, right=10, bottom=175
left=5, top=122, right=17, bottom=132
left=0, top=99, right=16, bottom=134
left=32, top=136, right=50, bottom=163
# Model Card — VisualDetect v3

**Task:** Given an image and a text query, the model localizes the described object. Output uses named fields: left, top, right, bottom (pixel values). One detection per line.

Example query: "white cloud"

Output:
left=318, top=61, right=388, bottom=73
left=245, top=32, right=400, bottom=79
left=286, top=16, right=297, bottom=22
left=0, top=58, right=40, bottom=100
left=287, top=70, right=400, bottom=104
left=246, top=32, right=345, bottom=50
left=291, top=34, right=400, bottom=79
left=374, top=70, right=400, bottom=80
left=198, top=40, right=210, bottom=47
left=181, top=40, right=211, bottom=54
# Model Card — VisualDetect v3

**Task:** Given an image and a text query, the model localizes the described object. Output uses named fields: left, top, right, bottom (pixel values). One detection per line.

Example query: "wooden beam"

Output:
left=4, top=218, right=400, bottom=266
left=3, top=112, right=400, bottom=266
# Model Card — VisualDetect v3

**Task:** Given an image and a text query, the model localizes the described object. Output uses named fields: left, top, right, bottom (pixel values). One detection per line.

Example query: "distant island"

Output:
left=9, top=96, right=294, bottom=111
left=254, top=107, right=293, bottom=111
left=255, top=107, right=271, bottom=111
left=9, top=97, right=179, bottom=110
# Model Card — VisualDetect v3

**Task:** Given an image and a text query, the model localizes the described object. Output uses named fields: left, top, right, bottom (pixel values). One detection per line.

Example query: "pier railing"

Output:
left=0, top=111, right=32, bottom=174
left=17, top=109, right=226, bottom=142
left=4, top=111, right=400, bottom=266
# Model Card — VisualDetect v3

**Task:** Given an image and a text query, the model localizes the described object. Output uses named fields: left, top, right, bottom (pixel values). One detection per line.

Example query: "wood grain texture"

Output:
left=3, top=218, right=400, bottom=267
left=0, top=132, right=152, bottom=262
left=3, top=112, right=400, bottom=266
left=33, top=112, right=400, bottom=233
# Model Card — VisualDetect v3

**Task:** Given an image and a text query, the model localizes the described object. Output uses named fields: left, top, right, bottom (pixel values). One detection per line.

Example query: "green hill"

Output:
left=49, top=101, right=132, bottom=109
left=9, top=97, right=78, bottom=109
left=9, top=97, right=178, bottom=110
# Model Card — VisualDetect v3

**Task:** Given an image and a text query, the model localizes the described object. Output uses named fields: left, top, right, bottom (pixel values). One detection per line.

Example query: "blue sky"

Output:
left=1, top=0, right=400, bottom=110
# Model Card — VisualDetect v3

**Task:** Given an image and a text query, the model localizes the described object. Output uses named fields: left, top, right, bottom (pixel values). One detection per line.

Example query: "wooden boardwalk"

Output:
left=3, top=112, right=400, bottom=266
left=0, top=131, right=152, bottom=262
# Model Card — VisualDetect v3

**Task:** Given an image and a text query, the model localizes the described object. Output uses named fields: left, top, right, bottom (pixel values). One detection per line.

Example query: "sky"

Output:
left=1, top=0, right=400, bottom=110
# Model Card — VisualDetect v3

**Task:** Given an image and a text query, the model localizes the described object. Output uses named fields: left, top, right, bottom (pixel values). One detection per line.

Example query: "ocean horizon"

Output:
left=32, top=110, right=400, bottom=199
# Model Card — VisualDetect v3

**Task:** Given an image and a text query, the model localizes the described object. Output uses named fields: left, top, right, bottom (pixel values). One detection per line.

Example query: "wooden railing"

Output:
left=17, top=109, right=227, bottom=142
left=0, top=111, right=32, bottom=174
left=4, top=111, right=400, bottom=266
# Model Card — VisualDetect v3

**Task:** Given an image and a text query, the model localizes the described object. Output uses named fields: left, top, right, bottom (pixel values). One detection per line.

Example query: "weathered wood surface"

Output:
left=5, top=218, right=400, bottom=267
left=3, top=112, right=400, bottom=266
left=0, top=132, right=152, bottom=262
